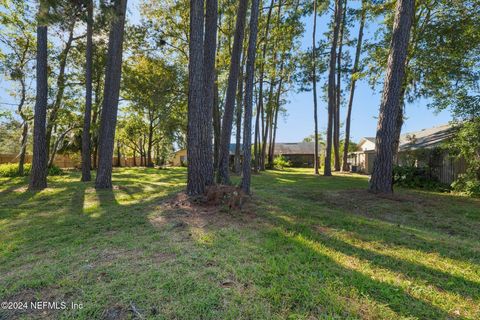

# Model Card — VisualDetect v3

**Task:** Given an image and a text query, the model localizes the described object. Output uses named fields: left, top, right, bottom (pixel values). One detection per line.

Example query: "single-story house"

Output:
left=171, top=142, right=323, bottom=168
left=172, top=149, right=187, bottom=166
left=348, top=124, right=467, bottom=184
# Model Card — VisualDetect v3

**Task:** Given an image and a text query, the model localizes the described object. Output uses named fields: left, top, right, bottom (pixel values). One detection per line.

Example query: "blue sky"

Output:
left=273, top=6, right=453, bottom=143
left=1, top=0, right=453, bottom=143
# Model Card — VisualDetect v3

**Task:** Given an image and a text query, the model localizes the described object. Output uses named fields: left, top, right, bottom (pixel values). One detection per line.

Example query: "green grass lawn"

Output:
left=0, top=168, right=479, bottom=319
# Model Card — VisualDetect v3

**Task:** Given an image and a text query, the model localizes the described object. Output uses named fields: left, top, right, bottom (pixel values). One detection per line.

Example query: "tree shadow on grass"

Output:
left=273, top=229, right=462, bottom=320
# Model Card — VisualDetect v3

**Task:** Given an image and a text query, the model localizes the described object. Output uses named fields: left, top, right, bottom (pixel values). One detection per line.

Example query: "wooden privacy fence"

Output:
left=0, top=154, right=144, bottom=169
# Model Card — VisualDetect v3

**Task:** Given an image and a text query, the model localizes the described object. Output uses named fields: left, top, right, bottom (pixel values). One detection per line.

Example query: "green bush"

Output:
left=0, top=163, right=31, bottom=177
left=451, top=173, right=480, bottom=197
left=0, top=163, right=63, bottom=177
left=393, top=165, right=450, bottom=192
left=273, top=155, right=292, bottom=170
left=48, top=164, right=64, bottom=176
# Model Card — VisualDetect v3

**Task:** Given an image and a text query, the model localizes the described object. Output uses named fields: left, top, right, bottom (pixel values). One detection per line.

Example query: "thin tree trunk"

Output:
left=95, top=0, right=128, bottom=189
left=241, top=0, right=260, bottom=194
left=312, top=0, right=319, bottom=174
left=268, top=66, right=283, bottom=167
left=334, top=0, right=347, bottom=171
left=217, top=0, right=249, bottom=184
left=18, top=121, right=28, bottom=176
left=46, top=22, right=76, bottom=161
left=147, top=121, right=154, bottom=167
left=234, top=56, right=245, bottom=174
left=342, top=0, right=365, bottom=172
left=29, top=0, right=49, bottom=190
left=254, top=0, right=274, bottom=172
left=186, top=0, right=207, bottom=194
left=116, top=141, right=121, bottom=167
left=81, top=0, right=93, bottom=181
left=213, top=73, right=221, bottom=170
left=17, top=76, right=28, bottom=176
left=324, top=0, right=342, bottom=176
left=203, top=0, right=218, bottom=185
left=261, top=82, right=275, bottom=170
left=369, top=0, right=414, bottom=194
left=213, top=11, right=222, bottom=172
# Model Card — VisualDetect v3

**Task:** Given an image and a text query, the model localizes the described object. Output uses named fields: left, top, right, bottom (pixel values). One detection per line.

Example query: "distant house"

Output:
left=348, top=124, right=467, bottom=184
left=172, top=149, right=187, bottom=166
left=171, top=142, right=323, bottom=168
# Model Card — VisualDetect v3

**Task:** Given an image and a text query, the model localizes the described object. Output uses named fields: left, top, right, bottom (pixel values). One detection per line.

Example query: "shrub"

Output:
left=0, top=163, right=63, bottom=177
left=48, top=165, right=64, bottom=176
left=451, top=173, right=480, bottom=197
left=273, top=155, right=292, bottom=170
left=0, top=163, right=31, bottom=177
left=393, top=165, right=450, bottom=192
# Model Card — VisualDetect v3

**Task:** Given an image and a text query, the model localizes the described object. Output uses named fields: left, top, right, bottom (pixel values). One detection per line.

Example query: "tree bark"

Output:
left=369, top=0, right=414, bottom=194
left=186, top=0, right=207, bottom=194
left=241, top=0, right=260, bottom=194
left=29, top=0, right=49, bottom=190
left=334, top=0, right=347, bottom=171
left=203, top=0, right=218, bottom=185
left=95, top=0, right=128, bottom=189
left=217, top=0, right=248, bottom=184
left=342, top=0, right=365, bottom=172
left=324, top=0, right=342, bottom=176
left=312, top=0, right=319, bottom=175
left=81, top=0, right=93, bottom=181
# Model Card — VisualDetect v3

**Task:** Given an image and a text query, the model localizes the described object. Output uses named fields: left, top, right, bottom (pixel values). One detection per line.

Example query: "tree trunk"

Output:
left=333, top=0, right=347, bottom=171
left=17, top=76, right=28, bottom=176
left=369, top=0, right=414, bottom=194
left=46, top=22, right=76, bottom=162
left=81, top=0, right=93, bottom=181
left=29, top=0, right=49, bottom=190
left=133, top=149, right=136, bottom=166
left=147, top=121, right=154, bottom=167
left=254, top=0, right=274, bottom=172
left=217, top=0, right=248, bottom=185
left=186, top=0, right=207, bottom=194
left=203, top=0, right=218, bottom=185
left=234, top=57, right=245, bottom=174
left=213, top=73, right=221, bottom=171
left=342, top=0, right=365, bottom=172
left=324, top=0, right=342, bottom=176
left=18, top=121, right=28, bottom=176
left=95, top=0, right=128, bottom=189
left=312, top=0, right=319, bottom=175
left=241, top=0, right=260, bottom=194
left=116, top=141, right=121, bottom=167
left=268, top=66, right=283, bottom=167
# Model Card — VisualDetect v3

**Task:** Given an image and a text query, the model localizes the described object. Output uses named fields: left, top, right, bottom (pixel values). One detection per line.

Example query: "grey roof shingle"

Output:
left=398, top=123, right=454, bottom=151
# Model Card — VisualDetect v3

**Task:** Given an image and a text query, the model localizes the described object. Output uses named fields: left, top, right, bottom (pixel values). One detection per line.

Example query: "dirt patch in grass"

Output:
left=150, top=186, right=259, bottom=230
left=101, top=304, right=130, bottom=320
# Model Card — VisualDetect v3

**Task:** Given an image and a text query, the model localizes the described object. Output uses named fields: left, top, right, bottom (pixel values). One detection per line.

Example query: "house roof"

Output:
left=361, top=137, right=376, bottom=144
left=228, top=142, right=322, bottom=155
left=354, top=123, right=455, bottom=153
left=398, top=123, right=454, bottom=151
